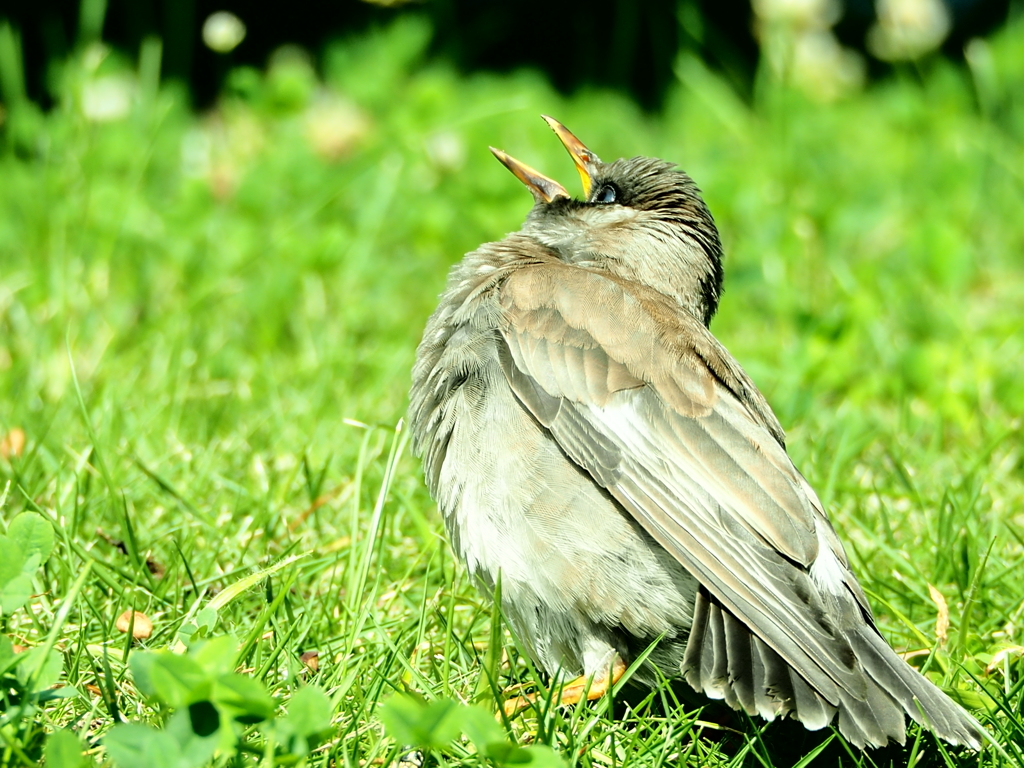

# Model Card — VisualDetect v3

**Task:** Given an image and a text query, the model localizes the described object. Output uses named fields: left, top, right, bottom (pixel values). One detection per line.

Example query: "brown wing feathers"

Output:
left=496, top=262, right=985, bottom=749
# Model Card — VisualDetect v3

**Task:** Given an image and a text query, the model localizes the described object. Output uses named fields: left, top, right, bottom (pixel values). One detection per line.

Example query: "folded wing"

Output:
left=497, top=262, right=984, bottom=749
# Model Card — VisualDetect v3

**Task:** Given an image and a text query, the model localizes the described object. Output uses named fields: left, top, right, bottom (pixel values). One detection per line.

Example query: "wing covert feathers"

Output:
left=496, top=262, right=985, bottom=750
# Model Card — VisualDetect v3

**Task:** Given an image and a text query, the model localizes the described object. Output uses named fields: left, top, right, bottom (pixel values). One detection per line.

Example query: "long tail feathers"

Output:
left=681, top=590, right=985, bottom=750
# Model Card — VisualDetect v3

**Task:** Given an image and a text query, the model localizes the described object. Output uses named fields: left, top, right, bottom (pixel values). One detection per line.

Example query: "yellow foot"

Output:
left=503, top=655, right=627, bottom=717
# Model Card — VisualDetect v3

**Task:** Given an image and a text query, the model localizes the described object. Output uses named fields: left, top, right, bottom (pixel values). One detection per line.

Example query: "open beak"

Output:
left=490, top=147, right=570, bottom=204
left=542, top=115, right=601, bottom=198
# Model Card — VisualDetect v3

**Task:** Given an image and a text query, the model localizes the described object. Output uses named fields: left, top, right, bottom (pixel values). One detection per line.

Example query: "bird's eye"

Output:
left=594, top=184, right=617, bottom=204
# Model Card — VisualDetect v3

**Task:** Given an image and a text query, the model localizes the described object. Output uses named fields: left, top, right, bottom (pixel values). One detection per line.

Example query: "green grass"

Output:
left=1, top=13, right=1023, bottom=767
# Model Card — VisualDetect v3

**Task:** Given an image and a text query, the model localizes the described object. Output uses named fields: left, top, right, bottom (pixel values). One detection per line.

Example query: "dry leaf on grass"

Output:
left=0, top=428, right=25, bottom=459
left=985, top=645, right=1024, bottom=675
left=927, top=583, right=950, bottom=646
left=300, top=650, right=320, bottom=671
left=115, top=610, right=153, bottom=640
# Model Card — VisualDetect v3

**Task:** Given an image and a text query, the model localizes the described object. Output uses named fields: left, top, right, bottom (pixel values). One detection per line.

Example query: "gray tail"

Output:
left=682, top=590, right=985, bottom=750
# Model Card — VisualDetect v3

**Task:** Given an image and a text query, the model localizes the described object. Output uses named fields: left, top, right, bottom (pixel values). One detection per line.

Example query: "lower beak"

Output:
left=490, top=147, right=570, bottom=203
left=542, top=116, right=601, bottom=198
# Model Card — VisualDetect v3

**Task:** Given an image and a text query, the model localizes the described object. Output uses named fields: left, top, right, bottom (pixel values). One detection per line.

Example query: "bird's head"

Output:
left=490, top=116, right=724, bottom=326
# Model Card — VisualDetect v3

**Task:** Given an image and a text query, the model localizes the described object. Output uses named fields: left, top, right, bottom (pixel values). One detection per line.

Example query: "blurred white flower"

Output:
left=424, top=131, right=466, bottom=172
left=753, top=0, right=840, bottom=28
left=81, top=74, right=134, bottom=122
left=753, top=0, right=863, bottom=100
left=181, top=109, right=267, bottom=199
left=203, top=11, right=247, bottom=54
left=304, top=93, right=369, bottom=161
left=867, top=0, right=951, bottom=61
left=791, top=30, right=866, bottom=101
left=963, top=37, right=992, bottom=71
left=81, top=42, right=110, bottom=74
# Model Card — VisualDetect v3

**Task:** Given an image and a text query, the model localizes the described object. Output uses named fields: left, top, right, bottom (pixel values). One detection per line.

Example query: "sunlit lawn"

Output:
left=1, top=15, right=1023, bottom=767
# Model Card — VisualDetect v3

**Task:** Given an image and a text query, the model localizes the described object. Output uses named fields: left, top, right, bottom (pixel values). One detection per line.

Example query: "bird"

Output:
left=408, top=115, right=986, bottom=750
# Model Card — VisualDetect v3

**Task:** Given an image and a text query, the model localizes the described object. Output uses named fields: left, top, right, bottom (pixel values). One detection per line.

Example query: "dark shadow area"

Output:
left=612, top=680, right=985, bottom=767
left=3, top=0, right=1013, bottom=111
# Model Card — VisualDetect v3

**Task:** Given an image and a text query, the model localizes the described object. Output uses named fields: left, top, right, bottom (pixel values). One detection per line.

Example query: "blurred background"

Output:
left=3, top=0, right=1017, bottom=110
left=1, top=2, right=1023, bottom=763
left=1, top=0, right=1023, bottom=451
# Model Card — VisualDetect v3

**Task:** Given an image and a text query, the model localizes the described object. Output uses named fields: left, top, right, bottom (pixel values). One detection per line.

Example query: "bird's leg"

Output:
left=503, top=654, right=626, bottom=716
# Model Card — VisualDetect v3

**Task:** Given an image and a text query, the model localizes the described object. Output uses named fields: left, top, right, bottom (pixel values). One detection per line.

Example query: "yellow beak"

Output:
left=542, top=115, right=601, bottom=198
left=490, top=147, right=570, bottom=204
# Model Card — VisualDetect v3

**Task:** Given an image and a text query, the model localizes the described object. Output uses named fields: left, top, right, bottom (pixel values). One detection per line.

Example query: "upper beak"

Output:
left=490, top=147, right=571, bottom=204
left=542, top=115, right=601, bottom=198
